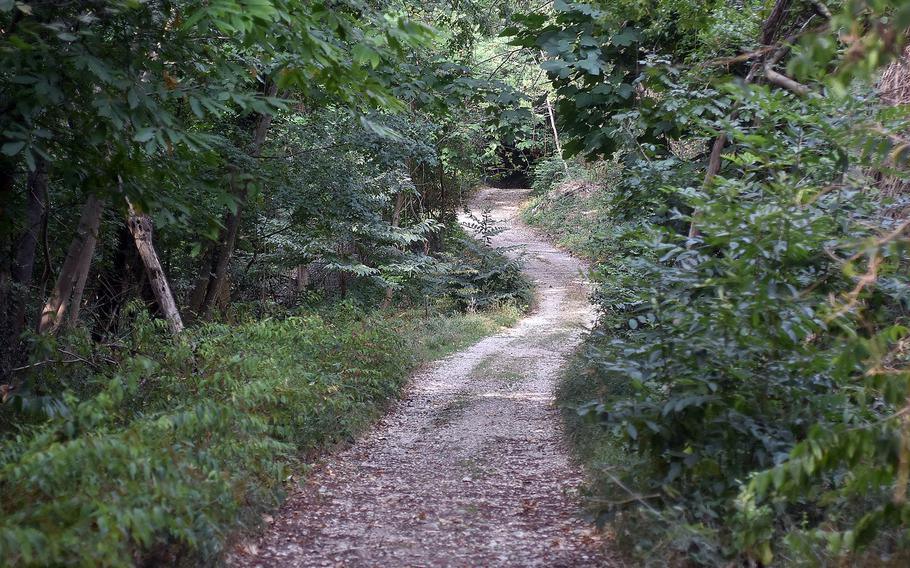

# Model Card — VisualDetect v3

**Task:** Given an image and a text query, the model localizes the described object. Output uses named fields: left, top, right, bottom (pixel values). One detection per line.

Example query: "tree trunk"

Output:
left=0, top=159, right=16, bottom=380
left=196, top=167, right=243, bottom=320
left=545, top=93, right=568, bottom=173
left=381, top=192, right=408, bottom=310
left=761, top=0, right=792, bottom=45
left=66, top=247, right=92, bottom=329
left=296, top=265, right=310, bottom=291
left=192, top=81, right=278, bottom=321
left=2, top=159, right=46, bottom=378
left=38, top=194, right=104, bottom=335
left=126, top=200, right=184, bottom=335
left=0, top=158, right=16, bottom=234
left=187, top=252, right=213, bottom=318
left=93, top=224, right=135, bottom=340
left=438, top=162, right=447, bottom=218
left=35, top=191, right=52, bottom=316
left=10, top=159, right=48, bottom=329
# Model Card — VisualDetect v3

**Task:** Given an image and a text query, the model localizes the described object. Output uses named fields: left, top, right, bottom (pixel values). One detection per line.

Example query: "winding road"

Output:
left=234, top=188, right=612, bottom=567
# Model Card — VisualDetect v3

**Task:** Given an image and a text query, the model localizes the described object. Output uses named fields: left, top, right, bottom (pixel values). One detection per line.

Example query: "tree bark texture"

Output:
left=127, top=201, right=184, bottom=335
left=93, top=224, right=135, bottom=339
left=10, top=159, right=48, bottom=324
left=545, top=94, right=568, bottom=172
left=195, top=167, right=243, bottom=320
left=0, top=159, right=17, bottom=378
left=1, top=159, right=47, bottom=378
left=381, top=192, right=408, bottom=310
left=38, top=193, right=104, bottom=335
left=192, top=81, right=278, bottom=321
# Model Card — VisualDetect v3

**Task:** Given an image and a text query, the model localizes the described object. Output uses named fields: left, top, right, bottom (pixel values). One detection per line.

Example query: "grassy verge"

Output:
left=399, top=304, right=523, bottom=362
left=0, top=301, right=524, bottom=566
left=521, top=185, right=612, bottom=261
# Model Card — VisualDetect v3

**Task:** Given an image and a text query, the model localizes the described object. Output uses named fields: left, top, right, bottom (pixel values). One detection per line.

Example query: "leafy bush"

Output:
left=516, top=0, right=910, bottom=563
left=0, top=306, right=412, bottom=566
left=538, top=111, right=910, bottom=566
left=529, top=154, right=614, bottom=198
left=429, top=218, right=533, bottom=312
left=531, top=155, right=571, bottom=195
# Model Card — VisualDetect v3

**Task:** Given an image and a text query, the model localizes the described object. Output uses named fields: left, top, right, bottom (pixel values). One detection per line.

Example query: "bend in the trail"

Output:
left=233, top=187, right=613, bottom=567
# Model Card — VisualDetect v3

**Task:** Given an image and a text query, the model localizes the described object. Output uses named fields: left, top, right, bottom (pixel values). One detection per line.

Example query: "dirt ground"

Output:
left=231, top=188, right=614, bottom=567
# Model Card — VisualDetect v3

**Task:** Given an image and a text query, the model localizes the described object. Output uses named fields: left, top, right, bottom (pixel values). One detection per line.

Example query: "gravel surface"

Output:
left=231, top=188, right=614, bottom=567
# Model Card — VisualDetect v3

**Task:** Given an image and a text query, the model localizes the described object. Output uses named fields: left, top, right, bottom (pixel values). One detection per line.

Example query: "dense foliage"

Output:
left=0, top=0, right=539, bottom=564
left=519, top=0, right=910, bottom=565
left=9, top=0, right=910, bottom=565
left=0, top=302, right=525, bottom=564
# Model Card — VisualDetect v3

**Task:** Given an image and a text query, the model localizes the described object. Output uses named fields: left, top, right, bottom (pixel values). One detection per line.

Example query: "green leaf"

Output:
left=352, top=44, right=381, bottom=69
left=189, top=97, right=204, bottom=118
left=1, top=141, right=26, bottom=156
left=133, top=128, right=156, bottom=143
left=611, top=28, right=639, bottom=47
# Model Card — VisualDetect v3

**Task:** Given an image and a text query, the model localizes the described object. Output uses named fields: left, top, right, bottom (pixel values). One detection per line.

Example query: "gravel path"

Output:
left=232, top=188, right=612, bottom=567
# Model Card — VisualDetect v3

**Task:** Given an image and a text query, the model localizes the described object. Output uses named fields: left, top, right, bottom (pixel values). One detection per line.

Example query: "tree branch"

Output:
left=809, top=0, right=832, bottom=19
left=763, top=63, right=810, bottom=97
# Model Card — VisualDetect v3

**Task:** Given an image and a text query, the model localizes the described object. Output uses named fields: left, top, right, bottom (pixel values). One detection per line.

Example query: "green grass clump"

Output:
left=521, top=185, right=614, bottom=261
left=399, top=304, right=523, bottom=361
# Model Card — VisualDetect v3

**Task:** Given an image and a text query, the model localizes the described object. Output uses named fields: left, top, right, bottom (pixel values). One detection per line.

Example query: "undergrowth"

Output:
left=534, top=150, right=910, bottom=566
left=0, top=228, right=530, bottom=566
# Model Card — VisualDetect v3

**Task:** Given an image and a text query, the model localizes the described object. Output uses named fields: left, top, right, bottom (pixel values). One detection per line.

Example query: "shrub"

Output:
left=0, top=306, right=410, bottom=566
left=428, top=219, right=533, bottom=312
left=544, top=124, right=910, bottom=565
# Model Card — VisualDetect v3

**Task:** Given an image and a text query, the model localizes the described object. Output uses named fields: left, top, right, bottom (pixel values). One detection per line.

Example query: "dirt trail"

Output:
left=234, top=188, right=611, bottom=567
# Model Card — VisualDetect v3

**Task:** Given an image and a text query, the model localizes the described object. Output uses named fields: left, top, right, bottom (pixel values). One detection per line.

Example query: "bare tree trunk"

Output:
left=537, top=50, right=568, bottom=174
left=10, top=160, right=47, bottom=324
left=0, top=159, right=15, bottom=230
left=126, top=200, right=184, bottom=335
left=35, top=191, right=52, bottom=313
left=761, top=0, right=792, bottom=45
left=296, top=265, right=310, bottom=291
left=0, top=159, right=17, bottom=380
left=93, top=224, right=134, bottom=339
left=187, top=252, right=213, bottom=318
left=38, top=194, right=104, bottom=335
left=197, top=167, right=243, bottom=320
left=545, top=93, right=568, bottom=173
left=437, top=161, right=447, bottom=218
left=193, top=81, right=278, bottom=321
left=65, top=256, right=91, bottom=328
